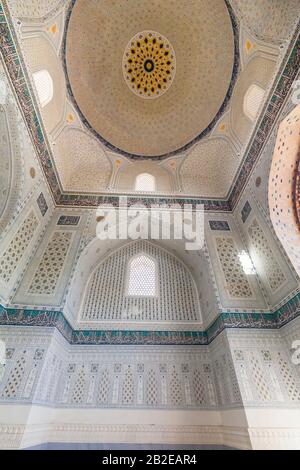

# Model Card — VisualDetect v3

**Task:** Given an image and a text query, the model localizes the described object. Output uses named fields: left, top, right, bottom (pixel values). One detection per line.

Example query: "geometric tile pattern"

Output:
left=215, top=237, right=253, bottom=298
left=28, top=231, right=73, bottom=295
left=0, top=211, right=39, bottom=284
left=249, top=352, right=272, bottom=401
left=276, top=353, right=300, bottom=402
left=1, top=353, right=26, bottom=399
left=1, top=346, right=226, bottom=409
left=2, top=331, right=300, bottom=410
left=248, top=219, right=286, bottom=292
left=233, top=347, right=300, bottom=406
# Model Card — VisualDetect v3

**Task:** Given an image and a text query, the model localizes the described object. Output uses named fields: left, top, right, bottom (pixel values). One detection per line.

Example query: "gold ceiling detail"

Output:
left=123, top=31, right=176, bottom=99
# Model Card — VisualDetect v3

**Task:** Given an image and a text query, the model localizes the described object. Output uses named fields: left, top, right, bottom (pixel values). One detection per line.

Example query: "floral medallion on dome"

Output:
left=123, top=31, right=176, bottom=99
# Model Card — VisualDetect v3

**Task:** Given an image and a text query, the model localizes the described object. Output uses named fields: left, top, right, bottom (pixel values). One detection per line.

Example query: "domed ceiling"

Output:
left=65, top=0, right=236, bottom=158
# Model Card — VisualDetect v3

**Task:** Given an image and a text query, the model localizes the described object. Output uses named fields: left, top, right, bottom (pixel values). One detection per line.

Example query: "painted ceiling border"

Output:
left=0, top=1, right=299, bottom=211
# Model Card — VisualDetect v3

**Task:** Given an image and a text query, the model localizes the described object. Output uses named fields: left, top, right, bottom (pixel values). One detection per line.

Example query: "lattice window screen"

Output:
left=72, top=366, right=86, bottom=404
left=2, top=353, right=27, bottom=398
left=146, top=369, right=158, bottom=405
left=276, top=353, right=300, bottom=402
left=122, top=367, right=134, bottom=404
left=127, top=255, right=156, bottom=296
left=32, top=70, right=53, bottom=108
left=193, top=369, right=206, bottom=405
left=98, top=368, right=110, bottom=404
left=135, top=173, right=156, bottom=192
left=249, top=353, right=272, bottom=401
left=170, top=367, right=183, bottom=406
left=243, top=84, right=265, bottom=122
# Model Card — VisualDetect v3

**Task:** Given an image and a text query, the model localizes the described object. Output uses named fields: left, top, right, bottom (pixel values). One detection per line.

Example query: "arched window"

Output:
left=32, top=70, right=53, bottom=108
left=135, top=173, right=156, bottom=192
left=243, top=84, right=265, bottom=122
left=126, top=254, right=157, bottom=296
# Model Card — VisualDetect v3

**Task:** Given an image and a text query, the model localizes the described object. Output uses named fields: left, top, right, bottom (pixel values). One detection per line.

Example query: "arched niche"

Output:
left=64, top=238, right=205, bottom=328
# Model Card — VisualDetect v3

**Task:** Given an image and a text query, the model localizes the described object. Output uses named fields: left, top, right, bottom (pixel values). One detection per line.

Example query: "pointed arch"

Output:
left=76, top=240, right=202, bottom=324
left=32, top=70, right=54, bottom=108
left=243, top=84, right=265, bottom=122
left=126, top=253, right=158, bottom=297
left=135, top=173, right=156, bottom=192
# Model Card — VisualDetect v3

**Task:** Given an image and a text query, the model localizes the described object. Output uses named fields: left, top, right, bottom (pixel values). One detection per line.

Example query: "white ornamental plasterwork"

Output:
left=28, top=231, right=73, bottom=295
left=215, top=237, right=253, bottom=299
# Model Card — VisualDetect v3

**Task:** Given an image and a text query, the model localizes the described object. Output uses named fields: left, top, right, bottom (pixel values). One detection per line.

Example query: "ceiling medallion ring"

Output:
left=123, top=31, right=176, bottom=99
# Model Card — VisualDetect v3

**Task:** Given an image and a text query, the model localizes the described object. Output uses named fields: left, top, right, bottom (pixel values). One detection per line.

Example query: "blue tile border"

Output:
left=1, top=291, right=299, bottom=345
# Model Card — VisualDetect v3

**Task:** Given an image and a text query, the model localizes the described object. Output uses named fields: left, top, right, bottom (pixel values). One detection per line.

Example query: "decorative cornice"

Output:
left=0, top=292, right=299, bottom=346
left=0, top=2, right=299, bottom=210
left=0, top=421, right=251, bottom=449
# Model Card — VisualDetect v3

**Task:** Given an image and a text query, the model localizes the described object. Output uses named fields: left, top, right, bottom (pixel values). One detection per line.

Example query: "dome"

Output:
left=65, top=0, right=236, bottom=158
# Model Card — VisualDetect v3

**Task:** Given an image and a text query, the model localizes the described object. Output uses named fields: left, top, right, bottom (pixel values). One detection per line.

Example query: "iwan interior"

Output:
left=0, top=0, right=300, bottom=451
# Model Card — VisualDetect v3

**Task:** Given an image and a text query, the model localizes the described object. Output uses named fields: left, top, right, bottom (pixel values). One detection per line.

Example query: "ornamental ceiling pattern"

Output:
left=0, top=0, right=299, bottom=210
left=65, top=0, right=237, bottom=158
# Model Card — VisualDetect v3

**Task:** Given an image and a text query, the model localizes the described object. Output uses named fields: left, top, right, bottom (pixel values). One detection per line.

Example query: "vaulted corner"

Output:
left=0, top=0, right=300, bottom=452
